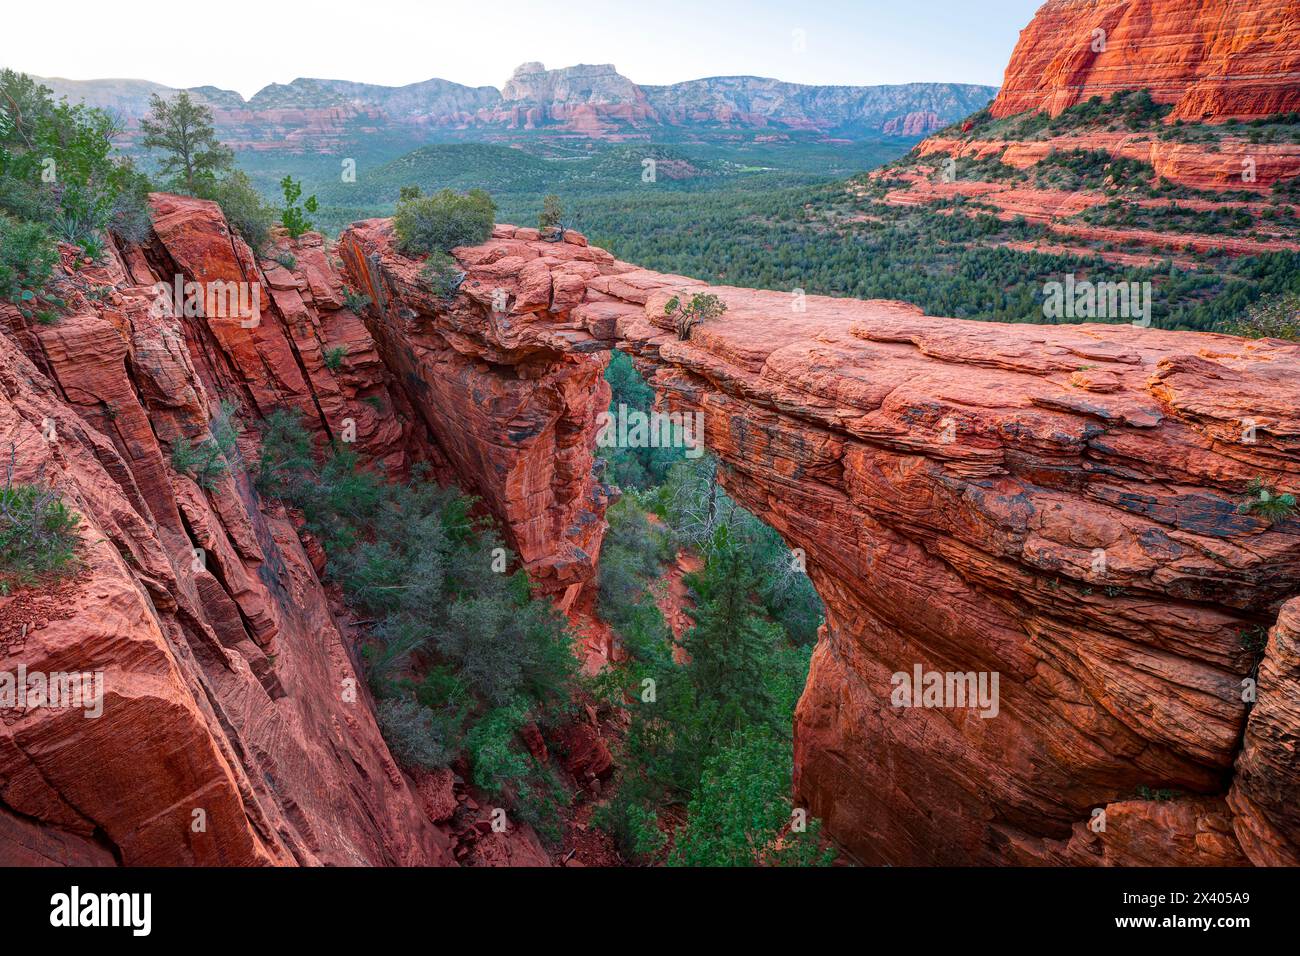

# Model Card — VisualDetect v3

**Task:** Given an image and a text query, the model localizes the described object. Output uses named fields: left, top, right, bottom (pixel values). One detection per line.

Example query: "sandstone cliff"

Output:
left=1, top=196, right=1296, bottom=865
left=0, top=196, right=455, bottom=865
left=992, top=0, right=1300, bottom=121
left=338, top=220, right=1299, bottom=866
left=875, top=0, right=1300, bottom=271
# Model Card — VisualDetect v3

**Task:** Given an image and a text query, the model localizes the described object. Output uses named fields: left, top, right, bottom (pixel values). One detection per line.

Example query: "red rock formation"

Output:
left=1059, top=796, right=1249, bottom=865
left=916, top=132, right=1300, bottom=192
left=876, top=130, right=1300, bottom=266
left=992, top=0, right=1300, bottom=121
left=50, top=70, right=994, bottom=146
left=3, top=196, right=1297, bottom=867
left=496, top=62, right=659, bottom=133
left=338, top=220, right=616, bottom=608
left=335, top=222, right=1299, bottom=866
left=882, top=111, right=943, bottom=136
left=611, top=285, right=1298, bottom=866
left=878, top=172, right=1300, bottom=257
left=1228, top=597, right=1300, bottom=864
left=0, top=197, right=468, bottom=866
left=555, top=719, right=614, bottom=785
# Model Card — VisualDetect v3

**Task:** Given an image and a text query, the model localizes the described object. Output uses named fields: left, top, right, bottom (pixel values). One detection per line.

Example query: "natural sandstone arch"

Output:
left=0, top=198, right=1293, bottom=866
left=341, top=220, right=1300, bottom=865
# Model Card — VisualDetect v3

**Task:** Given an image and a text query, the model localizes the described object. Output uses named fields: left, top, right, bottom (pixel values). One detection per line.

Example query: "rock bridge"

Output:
left=0, top=198, right=1294, bottom=865
left=340, top=219, right=1300, bottom=865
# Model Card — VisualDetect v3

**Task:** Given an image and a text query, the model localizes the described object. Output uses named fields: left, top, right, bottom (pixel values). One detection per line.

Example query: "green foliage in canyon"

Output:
left=598, top=352, right=823, bottom=645
left=597, top=351, right=686, bottom=490
left=591, top=355, right=830, bottom=864
left=0, top=476, right=81, bottom=592
left=255, top=410, right=578, bottom=841
left=206, top=170, right=278, bottom=249
left=592, top=492, right=829, bottom=865
left=670, top=728, right=835, bottom=867
left=1032, top=148, right=1157, bottom=193
left=323, top=346, right=347, bottom=371
left=390, top=186, right=495, bottom=303
left=1074, top=197, right=1273, bottom=235
left=941, top=90, right=1173, bottom=143
left=170, top=400, right=242, bottom=490
left=278, top=175, right=318, bottom=239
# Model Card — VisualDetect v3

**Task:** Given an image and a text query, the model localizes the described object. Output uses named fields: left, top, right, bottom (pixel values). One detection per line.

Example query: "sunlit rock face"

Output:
left=991, top=0, right=1300, bottom=121
left=343, top=222, right=1299, bottom=866
left=338, top=220, right=617, bottom=610
left=2, top=191, right=1296, bottom=867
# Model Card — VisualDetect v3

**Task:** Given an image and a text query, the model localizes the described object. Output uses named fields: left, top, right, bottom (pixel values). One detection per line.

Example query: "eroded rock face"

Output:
left=338, top=220, right=617, bottom=608
left=915, top=132, right=1300, bottom=194
left=336, top=222, right=1299, bottom=866
left=0, top=197, right=454, bottom=866
left=2, top=198, right=1296, bottom=867
left=869, top=132, right=1299, bottom=270
left=991, top=0, right=1300, bottom=121
left=613, top=285, right=1297, bottom=865
left=1228, top=598, right=1300, bottom=864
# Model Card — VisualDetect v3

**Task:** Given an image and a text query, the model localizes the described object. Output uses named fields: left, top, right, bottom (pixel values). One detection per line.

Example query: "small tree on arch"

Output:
left=538, top=193, right=565, bottom=241
left=665, top=292, right=727, bottom=340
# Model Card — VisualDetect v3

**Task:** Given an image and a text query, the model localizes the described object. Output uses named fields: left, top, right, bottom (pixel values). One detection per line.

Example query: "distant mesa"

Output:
left=28, top=62, right=998, bottom=146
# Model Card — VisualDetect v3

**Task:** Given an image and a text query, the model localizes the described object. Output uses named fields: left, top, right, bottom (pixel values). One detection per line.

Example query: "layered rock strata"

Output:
left=991, top=0, right=1300, bottom=121
left=0, top=196, right=454, bottom=865
left=343, top=221, right=1300, bottom=865
left=2, top=193, right=1296, bottom=865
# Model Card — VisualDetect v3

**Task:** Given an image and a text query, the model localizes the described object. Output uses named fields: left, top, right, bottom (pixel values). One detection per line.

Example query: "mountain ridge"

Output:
left=20, top=62, right=997, bottom=142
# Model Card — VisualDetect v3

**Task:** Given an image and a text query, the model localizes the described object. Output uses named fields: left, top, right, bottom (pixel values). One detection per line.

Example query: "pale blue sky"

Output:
left=7, top=0, right=1044, bottom=97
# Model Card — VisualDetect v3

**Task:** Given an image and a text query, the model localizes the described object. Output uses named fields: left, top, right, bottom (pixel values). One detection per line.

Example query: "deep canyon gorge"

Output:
left=1, top=0, right=1298, bottom=869
left=0, top=192, right=1296, bottom=866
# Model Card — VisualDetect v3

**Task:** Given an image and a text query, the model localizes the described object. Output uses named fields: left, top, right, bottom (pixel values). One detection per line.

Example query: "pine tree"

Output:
left=683, top=523, right=782, bottom=734
left=139, top=92, right=233, bottom=194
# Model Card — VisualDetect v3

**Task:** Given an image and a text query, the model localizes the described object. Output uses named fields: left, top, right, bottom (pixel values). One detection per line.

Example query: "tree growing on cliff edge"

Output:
left=139, top=91, right=234, bottom=195
left=665, top=291, right=727, bottom=340
left=538, top=193, right=564, bottom=238
left=136, top=91, right=275, bottom=248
